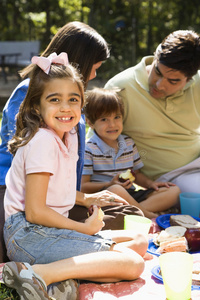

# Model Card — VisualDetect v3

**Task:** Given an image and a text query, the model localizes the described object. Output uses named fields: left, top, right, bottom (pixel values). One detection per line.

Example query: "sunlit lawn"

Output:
left=0, top=283, right=19, bottom=299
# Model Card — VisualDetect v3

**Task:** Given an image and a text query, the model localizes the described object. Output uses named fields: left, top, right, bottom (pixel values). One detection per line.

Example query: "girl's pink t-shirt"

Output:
left=4, top=128, right=79, bottom=220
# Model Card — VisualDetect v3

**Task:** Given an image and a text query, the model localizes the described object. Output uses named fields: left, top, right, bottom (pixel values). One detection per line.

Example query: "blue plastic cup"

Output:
left=179, top=192, right=200, bottom=218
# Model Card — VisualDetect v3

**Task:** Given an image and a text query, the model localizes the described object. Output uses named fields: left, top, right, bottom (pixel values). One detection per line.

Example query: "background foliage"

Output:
left=1, top=0, right=200, bottom=80
left=1, top=0, right=200, bottom=297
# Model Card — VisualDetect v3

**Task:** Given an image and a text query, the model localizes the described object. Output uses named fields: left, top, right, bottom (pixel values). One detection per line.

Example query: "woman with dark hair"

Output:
left=20, top=21, right=110, bottom=86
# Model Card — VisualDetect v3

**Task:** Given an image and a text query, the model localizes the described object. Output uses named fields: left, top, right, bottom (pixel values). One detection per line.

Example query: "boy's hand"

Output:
left=110, top=174, right=133, bottom=190
left=84, top=205, right=105, bottom=235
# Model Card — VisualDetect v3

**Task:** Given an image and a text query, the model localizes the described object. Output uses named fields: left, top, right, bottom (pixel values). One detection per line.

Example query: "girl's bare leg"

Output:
left=109, top=230, right=148, bottom=257
left=32, top=231, right=148, bottom=285
left=107, top=185, right=158, bottom=219
left=140, top=186, right=180, bottom=212
left=32, top=250, right=145, bottom=285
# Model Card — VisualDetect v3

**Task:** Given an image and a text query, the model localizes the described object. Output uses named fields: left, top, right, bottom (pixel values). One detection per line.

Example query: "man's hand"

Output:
left=149, top=181, right=176, bottom=191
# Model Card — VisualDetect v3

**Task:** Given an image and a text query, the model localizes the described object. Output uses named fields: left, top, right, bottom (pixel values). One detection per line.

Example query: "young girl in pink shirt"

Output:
left=3, top=53, right=148, bottom=300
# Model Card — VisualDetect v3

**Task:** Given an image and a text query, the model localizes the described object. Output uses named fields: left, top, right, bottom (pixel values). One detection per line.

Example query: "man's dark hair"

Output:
left=154, top=30, right=200, bottom=78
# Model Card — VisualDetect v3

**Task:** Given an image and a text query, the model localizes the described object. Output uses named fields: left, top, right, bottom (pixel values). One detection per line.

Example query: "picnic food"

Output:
left=119, top=169, right=136, bottom=183
left=153, top=226, right=186, bottom=246
left=185, top=228, right=200, bottom=251
left=192, top=271, right=200, bottom=285
left=153, top=216, right=200, bottom=253
left=88, top=205, right=104, bottom=221
left=192, top=262, right=200, bottom=286
left=170, top=214, right=200, bottom=228
left=156, top=237, right=188, bottom=254
left=153, top=226, right=188, bottom=253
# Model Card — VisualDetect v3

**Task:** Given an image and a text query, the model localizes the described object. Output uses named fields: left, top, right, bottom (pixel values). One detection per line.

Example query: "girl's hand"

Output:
left=149, top=181, right=176, bottom=191
left=84, top=190, right=129, bottom=208
left=84, top=206, right=105, bottom=235
left=110, top=174, right=133, bottom=190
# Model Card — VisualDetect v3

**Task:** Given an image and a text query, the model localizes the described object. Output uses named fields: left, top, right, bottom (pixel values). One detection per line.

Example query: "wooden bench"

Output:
left=0, top=40, right=40, bottom=83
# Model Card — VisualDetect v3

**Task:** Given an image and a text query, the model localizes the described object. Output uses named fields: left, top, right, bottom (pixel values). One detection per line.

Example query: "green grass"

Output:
left=0, top=283, right=19, bottom=299
left=86, top=122, right=89, bottom=134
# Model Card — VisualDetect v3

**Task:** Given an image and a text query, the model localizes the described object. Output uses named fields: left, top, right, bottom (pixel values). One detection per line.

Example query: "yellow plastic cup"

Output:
left=159, top=252, right=193, bottom=300
left=124, top=215, right=152, bottom=235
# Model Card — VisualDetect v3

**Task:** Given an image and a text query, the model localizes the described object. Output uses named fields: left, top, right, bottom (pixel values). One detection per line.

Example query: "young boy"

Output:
left=81, top=88, right=180, bottom=219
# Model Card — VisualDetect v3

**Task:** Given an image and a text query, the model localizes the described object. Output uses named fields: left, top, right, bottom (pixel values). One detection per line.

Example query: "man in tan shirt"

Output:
left=105, top=30, right=200, bottom=193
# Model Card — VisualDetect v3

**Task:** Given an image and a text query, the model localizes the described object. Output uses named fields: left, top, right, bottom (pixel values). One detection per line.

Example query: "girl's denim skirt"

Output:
left=4, top=211, right=114, bottom=265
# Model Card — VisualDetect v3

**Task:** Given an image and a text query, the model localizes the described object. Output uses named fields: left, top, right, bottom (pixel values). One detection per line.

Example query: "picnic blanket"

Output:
left=1, top=219, right=200, bottom=299
left=1, top=257, right=200, bottom=300
left=79, top=219, right=200, bottom=300
left=79, top=254, right=200, bottom=299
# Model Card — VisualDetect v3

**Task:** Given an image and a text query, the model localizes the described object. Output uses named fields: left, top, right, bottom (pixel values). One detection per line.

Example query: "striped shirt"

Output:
left=83, top=132, right=144, bottom=183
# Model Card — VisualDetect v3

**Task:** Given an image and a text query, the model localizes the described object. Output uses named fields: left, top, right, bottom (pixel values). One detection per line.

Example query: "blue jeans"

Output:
left=4, top=212, right=114, bottom=264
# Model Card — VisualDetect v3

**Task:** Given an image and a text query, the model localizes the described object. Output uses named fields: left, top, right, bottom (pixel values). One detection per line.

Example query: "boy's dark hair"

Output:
left=84, top=87, right=124, bottom=124
left=154, top=30, right=200, bottom=78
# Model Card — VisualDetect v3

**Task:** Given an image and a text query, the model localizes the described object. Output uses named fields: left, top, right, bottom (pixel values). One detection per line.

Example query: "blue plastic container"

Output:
left=179, top=192, right=200, bottom=218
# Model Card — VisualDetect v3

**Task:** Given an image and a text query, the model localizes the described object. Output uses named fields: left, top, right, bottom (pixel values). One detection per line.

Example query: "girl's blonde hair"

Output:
left=9, top=63, right=84, bottom=155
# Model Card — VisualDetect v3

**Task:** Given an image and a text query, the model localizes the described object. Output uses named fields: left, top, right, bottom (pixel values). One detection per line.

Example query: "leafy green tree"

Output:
left=1, top=0, right=200, bottom=79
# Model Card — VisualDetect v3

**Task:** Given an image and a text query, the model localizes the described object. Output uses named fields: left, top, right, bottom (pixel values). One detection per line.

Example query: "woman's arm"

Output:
left=77, top=175, right=129, bottom=207
left=25, top=172, right=103, bottom=235
left=76, top=189, right=129, bottom=208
